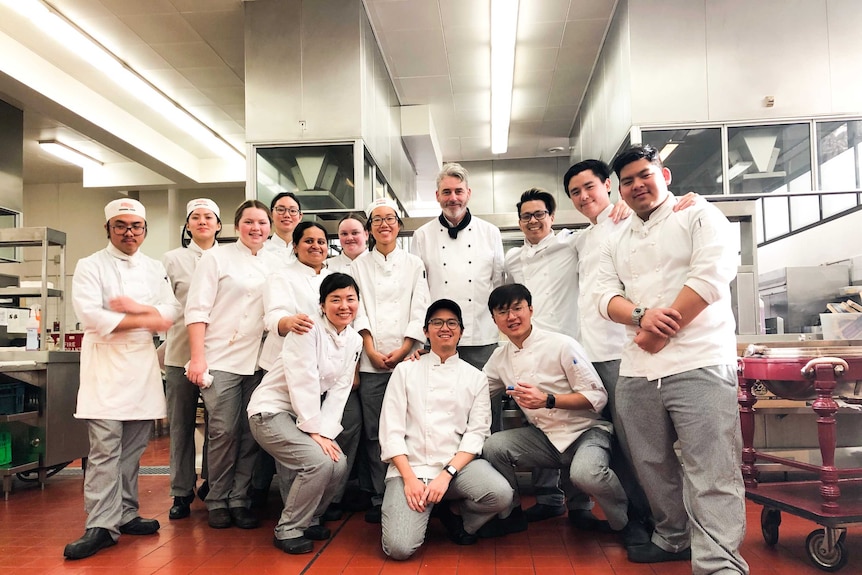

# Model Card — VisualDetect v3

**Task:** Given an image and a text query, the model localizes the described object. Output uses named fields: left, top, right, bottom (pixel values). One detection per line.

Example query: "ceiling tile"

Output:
left=453, top=91, right=489, bottom=112
left=440, top=0, right=490, bottom=28
left=517, top=20, right=565, bottom=47
left=519, top=0, right=570, bottom=23
left=180, top=66, right=243, bottom=89
left=386, top=29, right=449, bottom=77
left=515, top=46, right=560, bottom=73
left=182, top=10, right=246, bottom=75
left=368, top=0, right=440, bottom=31
left=98, top=0, right=178, bottom=16
left=395, top=76, right=453, bottom=104
left=567, top=0, right=615, bottom=21
left=170, top=0, right=240, bottom=11
left=450, top=71, right=490, bottom=94
left=199, top=86, right=245, bottom=106
left=447, top=45, right=489, bottom=77
left=512, top=106, right=546, bottom=123
left=119, top=13, right=201, bottom=44
left=149, top=41, right=226, bottom=68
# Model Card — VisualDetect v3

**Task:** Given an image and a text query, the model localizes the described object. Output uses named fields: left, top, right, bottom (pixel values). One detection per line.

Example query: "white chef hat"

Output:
left=365, top=197, right=399, bottom=217
left=105, top=198, right=146, bottom=221
left=186, top=198, right=220, bottom=219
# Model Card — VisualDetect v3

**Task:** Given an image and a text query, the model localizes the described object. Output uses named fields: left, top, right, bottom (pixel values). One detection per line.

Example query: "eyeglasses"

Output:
left=370, top=215, right=398, bottom=226
left=492, top=303, right=527, bottom=318
left=427, top=318, right=460, bottom=329
left=518, top=210, right=550, bottom=223
left=273, top=206, right=301, bottom=216
left=110, top=223, right=146, bottom=236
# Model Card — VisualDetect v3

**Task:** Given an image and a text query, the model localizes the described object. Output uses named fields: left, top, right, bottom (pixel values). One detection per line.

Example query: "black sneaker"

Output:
left=274, top=536, right=313, bottom=554
left=477, top=506, right=528, bottom=538
left=169, top=494, right=195, bottom=520
left=322, top=503, right=344, bottom=522
left=617, top=519, right=651, bottom=548
left=303, top=524, right=331, bottom=540
left=208, top=508, right=232, bottom=529
left=118, top=517, right=160, bottom=535
left=524, top=503, right=566, bottom=522
left=64, top=528, right=116, bottom=560
left=436, top=504, right=478, bottom=546
left=229, top=507, right=260, bottom=529
left=364, top=504, right=382, bottom=524
left=627, top=542, right=691, bottom=563
left=567, top=509, right=613, bottom=533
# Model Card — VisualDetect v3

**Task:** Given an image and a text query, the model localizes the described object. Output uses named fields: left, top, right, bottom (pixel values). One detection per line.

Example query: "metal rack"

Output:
left=0, top=227, right=66, bottom=350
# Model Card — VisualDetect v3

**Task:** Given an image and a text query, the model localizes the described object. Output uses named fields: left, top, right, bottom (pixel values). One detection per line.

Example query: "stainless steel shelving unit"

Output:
left=0, top=227, right=66, bottom=350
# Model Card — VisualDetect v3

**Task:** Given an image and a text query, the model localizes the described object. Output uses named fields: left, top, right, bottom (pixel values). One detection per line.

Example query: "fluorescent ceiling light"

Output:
left=39, top=140, right=103, bottom=169
left=659, top=142, right=679, bottom=162
left=491, top=0, right=519, bottom=155
left=715, top=161, right=753, bottom=183
left=3, top=0, right=243, bottom=161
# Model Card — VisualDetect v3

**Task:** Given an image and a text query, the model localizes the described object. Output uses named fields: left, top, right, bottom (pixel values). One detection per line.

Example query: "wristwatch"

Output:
left=444, top=464, right=458, bottom=478
left=545, top=393, right=556, bottom=409
left=631, top=306, right=647, bottom=327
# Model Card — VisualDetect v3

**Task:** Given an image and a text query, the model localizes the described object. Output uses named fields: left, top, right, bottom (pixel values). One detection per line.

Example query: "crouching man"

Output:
left=480, top=284, right=648, bottom=549
left=379, top=299, right=513, bottom=560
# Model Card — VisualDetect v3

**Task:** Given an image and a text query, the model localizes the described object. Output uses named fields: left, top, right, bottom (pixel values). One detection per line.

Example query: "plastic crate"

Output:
left=0, top=430, right=10, bottom=466
left=0, top=383, right=26, bottom=415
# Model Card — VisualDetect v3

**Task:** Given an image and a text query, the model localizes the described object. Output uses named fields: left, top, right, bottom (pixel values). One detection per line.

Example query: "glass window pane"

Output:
left=762, top=196, right=790, bottom=241
left=789, top=195, right=820, bottom=230
left=817, top=120, right=862, bottom=191
left=822, top=192, right=859, bottom=218
left=256, top=144, right=356, bottom=211
left=641, top=128, right=723, bottom=195
left=727, top=124, right=811, bottom=195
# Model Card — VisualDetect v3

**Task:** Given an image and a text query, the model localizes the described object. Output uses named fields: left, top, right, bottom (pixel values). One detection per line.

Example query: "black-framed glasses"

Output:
left=370, top=215, right=398, bottom=226
left=427, top=318, right=460, bottom=329
left=110, top=223, right=146, bottom=236
left=518, top=210, right=550, bottom=223
left=492, top=303, right=527, bottom=318
left=273, top=206, right=301, bottom=216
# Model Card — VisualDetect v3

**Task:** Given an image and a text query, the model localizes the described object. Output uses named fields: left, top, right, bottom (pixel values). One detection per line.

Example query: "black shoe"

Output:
left=169, top=494, right=195, bottom=520
left=208, top=508, right=232, bottom=529
left=364, top=504, right=382, bottom=524
left=617, top=519, right=651, bottom=548
left=322, top=503, right=344, bottom=522
left=627, top=542, right=692, bottom=563
left=274, top=535, right=314, bottom=554
left=342, top=489, right=373, bottom=512
left=229, top=507, right=260, bottom=529
left=197, top=480, right=210, bottom=502
left=303, top=524, right=331, bottom=540
left=64, top=528, right=116, bottom=560
left=436, top=504, right=478, bottom=546
left=567, top=509, right=613, bottom=533
left=477, top=506, right=528, bottom=538
left=249, top=487, right=269, bottom=510
left=118, top=517, right=160, bottom=535
left=524, top=503, right=567, bottom=522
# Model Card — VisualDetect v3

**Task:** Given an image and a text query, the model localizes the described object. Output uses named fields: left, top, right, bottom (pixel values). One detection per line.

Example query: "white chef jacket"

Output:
left=411, top=214, right=504, bottom=346
left=185, top=240, right=280, bottom=375
left=574, top=205, right=628, bottom=362
left=351, top=247, right=430, bottom=373
left=162, top=241, right=218, bottom=368
left=265, top=234, right=297, bottom=265
left=72, top=243, right=181, bottom=420
left=379, top=351, right=490, bottom=481
left=596, top=195, right=738, bottom=381
left=504, top=230, right=580, bottom=340
left=247, top=318, right=362, bottom=440
left=259, top=261, right=332, bottom=371
left=326, top=249, right=367, bottom=275
left=483, top=327, right=610, bottom=452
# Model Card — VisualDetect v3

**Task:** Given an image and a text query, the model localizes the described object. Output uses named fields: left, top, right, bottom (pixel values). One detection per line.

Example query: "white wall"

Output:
left=758, top=208, right=862, bottom=275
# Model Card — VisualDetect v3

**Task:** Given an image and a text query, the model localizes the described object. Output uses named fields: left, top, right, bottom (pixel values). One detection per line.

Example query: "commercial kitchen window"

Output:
left=726, top=124, right=811, bottom=195
left=641, top=127, right=723, bottom=196
left=817, top=119, right=862, bottom=191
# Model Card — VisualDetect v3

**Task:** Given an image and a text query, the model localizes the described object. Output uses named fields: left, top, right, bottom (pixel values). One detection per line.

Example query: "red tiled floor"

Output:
left=2, top=434, right=861, bottom=574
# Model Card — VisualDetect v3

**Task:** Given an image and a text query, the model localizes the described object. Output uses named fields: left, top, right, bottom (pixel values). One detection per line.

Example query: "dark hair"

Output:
left=611, top=144, right=662, bottom=178
left=292, top=221, right=328, bottom=246
left=234, top=200, right=271, bottom=227
left=424, top=299, right=464, bottom=329
left=516, top=187, right=556, bottom=216
left=270, top=192, right=302, bottom=213
left=319, top=272, right=360, bottom=304
left=488, top=284, right=532, bottom=314
left=563, top=159, right=612, bottom=196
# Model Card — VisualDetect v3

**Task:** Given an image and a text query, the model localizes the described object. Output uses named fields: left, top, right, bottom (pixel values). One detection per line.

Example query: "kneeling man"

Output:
left=481, top=284, right=647, bottom=548
left=379, top=299, right=513, bottom=560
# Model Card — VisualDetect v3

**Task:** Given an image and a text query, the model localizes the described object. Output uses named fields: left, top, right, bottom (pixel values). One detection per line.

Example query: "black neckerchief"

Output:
left=439, top=209, right=472, bottom=239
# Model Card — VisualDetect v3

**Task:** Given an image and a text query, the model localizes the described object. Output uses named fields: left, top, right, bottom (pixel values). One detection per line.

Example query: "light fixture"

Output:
left=39, top=140, right=103, bottom=169
left=659, top=142, right=679, bottom=162
left=491, top=0, right=519, bottom=155
left=715, top=161, right=753, bottom=184
left=3, top=0, right=243, bottom=161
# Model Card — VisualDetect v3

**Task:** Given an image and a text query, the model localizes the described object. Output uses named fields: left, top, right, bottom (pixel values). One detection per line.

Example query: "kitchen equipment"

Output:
left=739, top=345, right=862, bottom=571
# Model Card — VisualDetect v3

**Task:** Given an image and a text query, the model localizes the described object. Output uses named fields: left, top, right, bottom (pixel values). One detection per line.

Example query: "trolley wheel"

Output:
left=805, top=529, right=849, bottom=572
left=760, top=507, right=781, bottom=545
